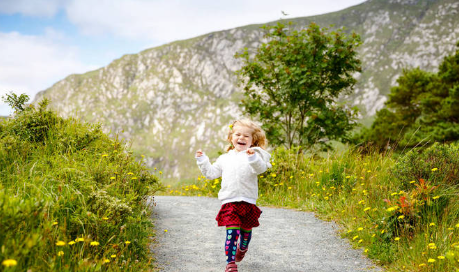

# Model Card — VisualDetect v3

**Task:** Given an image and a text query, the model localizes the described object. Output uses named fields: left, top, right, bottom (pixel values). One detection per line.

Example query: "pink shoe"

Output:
left=235, top=247, right=248, bottom=262
left=225, top=262, right=238, bottom=272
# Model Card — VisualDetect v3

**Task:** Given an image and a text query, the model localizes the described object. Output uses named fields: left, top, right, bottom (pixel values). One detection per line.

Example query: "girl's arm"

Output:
left=247, top=151, right=268, bottom=175
left=195, top=151, right=223, bottom=180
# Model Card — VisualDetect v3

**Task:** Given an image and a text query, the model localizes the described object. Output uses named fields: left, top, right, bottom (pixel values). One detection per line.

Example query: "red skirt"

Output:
left=216, top=201, right=262, bottom=229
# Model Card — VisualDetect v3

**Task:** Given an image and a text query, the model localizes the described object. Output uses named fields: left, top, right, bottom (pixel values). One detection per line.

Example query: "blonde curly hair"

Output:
left=225, top=119, right=268, bottom=152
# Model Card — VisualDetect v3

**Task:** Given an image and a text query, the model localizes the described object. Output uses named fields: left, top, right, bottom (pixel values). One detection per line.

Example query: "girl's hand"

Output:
left=196, top=149, right=204, bottom=157
left=247, top=148, right=254, bottom=156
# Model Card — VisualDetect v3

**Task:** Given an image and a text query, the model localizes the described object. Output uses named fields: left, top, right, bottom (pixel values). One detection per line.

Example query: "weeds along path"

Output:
left=150, top=196, right=382, bottom=272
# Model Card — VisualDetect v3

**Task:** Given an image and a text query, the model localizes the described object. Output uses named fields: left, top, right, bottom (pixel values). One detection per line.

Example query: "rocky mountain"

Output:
left=34, top=0, right=459, bottom=181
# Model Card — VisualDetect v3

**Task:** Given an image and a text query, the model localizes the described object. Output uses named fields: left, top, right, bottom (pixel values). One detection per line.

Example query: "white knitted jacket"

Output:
left=196, top=147, right=271, bottom=205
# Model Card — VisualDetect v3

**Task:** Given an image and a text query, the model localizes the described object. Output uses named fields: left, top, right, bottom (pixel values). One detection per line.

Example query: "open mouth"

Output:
left=237, top=142, right=246, bottom=146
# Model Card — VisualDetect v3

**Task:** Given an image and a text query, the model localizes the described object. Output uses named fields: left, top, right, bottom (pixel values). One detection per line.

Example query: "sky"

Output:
left=0, top=0, right=367, bottom=116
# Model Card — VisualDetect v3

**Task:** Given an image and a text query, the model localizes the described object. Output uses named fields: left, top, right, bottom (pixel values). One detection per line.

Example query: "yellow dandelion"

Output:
left=433, top=196, right=440, bottom=199
left=111, top=255, right=117, bottom=258
left=271, top=173, right=276, bottom=177
left=358, top=239, right=363, bottom=244
left=288, top=187, right=292, bottom=189
left=159, top=171, right=163, bottom=175
left=431, top=168, right=438, bottom=172
left=75, top=237, right=85, bottom=242
left=438, top=256, right=445, bottom=260
left=131, top=177, right=138, bottom=180
left=110, top=177, right=115, bottom=180
left=127, top=172, right=134, bottom=175
left=410, top=180, right=416, bottom=183
left=395, top=237, right=400, bottom=241
left=357, top=227, right=363, bottom=231
left=428, top=243, right=437, bottom=250
left=57, top=251, right=64, bottom=257
left=103, top=217, right=109, bottom=220
left=56, top=241, right=66, bottom=246
left=456, top=223, right=459, bottom=228
left=346, top=176, right=351, bottom=179
left=125, top=241, right=131, bottom=245
left=398, top=215, right=405, bottom=220
left=364, top=248, right=369, bottom=253
left=102, top=154, right=108, bottom=157
left=68, top=241, right=75, bottom=245
left=290, top=176, right=293, bottom=179
left=90, top=241, right=100, bottom=246
left=429, top=222, right=436, bottom=227
left=103, top=259, right=110, bottom=263
left=372, top=234, right=376, bottom=238
left=2, top=259, right=17, bottom=267
left=353, top=236, right=359, bottom=240
left=164, top=229, right=168, bottom=232
left=52, top=221, right=58, bottom=226
left=427, top=258, right=435, bottom=263
left=381, top=230, right=385, bottom=234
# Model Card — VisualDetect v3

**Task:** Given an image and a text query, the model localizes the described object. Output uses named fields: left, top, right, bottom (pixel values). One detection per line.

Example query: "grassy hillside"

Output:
left=171, top=144, right=459, bottom=271
left=0, top=97, right=162, bottom=271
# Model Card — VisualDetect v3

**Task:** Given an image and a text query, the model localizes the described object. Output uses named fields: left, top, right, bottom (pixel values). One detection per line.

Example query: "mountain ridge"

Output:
left=34, top=0, right=459, bottom=180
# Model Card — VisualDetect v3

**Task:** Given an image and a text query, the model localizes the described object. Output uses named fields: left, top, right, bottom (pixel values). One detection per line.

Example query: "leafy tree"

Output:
left=235, top=22, right=362, bottom=151
left=2, top=92, right=30, bottom=112
left=355, top=42, right=459, bottom=151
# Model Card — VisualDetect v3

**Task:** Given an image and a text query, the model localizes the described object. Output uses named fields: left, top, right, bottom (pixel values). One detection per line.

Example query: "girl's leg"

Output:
left=225, top=225, right=240, bottom=263
left=239, top=228, right=252, bottom=251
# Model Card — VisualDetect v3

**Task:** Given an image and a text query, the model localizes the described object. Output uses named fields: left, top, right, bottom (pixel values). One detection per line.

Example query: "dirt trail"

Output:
left=150, top=196, right=382, bottom=272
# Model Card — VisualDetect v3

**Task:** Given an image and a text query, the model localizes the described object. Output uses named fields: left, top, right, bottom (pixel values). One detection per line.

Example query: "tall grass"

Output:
left=172, top=145, right=459, bottom=271
left=0, top=99, right=162, bottom=271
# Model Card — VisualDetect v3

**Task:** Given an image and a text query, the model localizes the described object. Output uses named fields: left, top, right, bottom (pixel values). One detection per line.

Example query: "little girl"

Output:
left=195, top=119, right=271, bottom=272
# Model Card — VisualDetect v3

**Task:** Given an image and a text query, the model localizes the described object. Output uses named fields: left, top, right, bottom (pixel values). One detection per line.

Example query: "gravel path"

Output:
left=150, top=196, right=382, bottom=272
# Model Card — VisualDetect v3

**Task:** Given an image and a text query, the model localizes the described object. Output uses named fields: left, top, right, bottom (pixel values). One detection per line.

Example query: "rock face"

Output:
left=35, top=0, right=459, bottom=180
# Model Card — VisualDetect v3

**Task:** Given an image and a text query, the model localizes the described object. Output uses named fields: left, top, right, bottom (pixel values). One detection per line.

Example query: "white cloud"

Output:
left=65, top=0, right=366, bottom=44
left=0, top=31, right=97, bottom=115
left=0, top=0, right=66, bottom=17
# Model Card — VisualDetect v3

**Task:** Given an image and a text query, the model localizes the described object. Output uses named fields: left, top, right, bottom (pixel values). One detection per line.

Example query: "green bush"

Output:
left=0, top=95, right=162, bottom=271
left=392, top=142, right=459, bottom=188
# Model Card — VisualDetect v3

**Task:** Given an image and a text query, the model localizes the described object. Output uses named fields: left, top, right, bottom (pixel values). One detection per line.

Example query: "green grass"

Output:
left=0, top=99, right=163, bottom=271
left=172, top=145, right=459, bottom=272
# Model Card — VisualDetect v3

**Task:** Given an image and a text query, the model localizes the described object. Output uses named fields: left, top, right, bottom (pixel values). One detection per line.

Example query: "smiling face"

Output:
left=231, top=125, right=254, bottom=152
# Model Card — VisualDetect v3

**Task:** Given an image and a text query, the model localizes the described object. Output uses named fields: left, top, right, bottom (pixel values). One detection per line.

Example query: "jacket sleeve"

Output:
left=196, top=155, right=223, bottom=180
left=247, top=153, right=268, bottom=175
